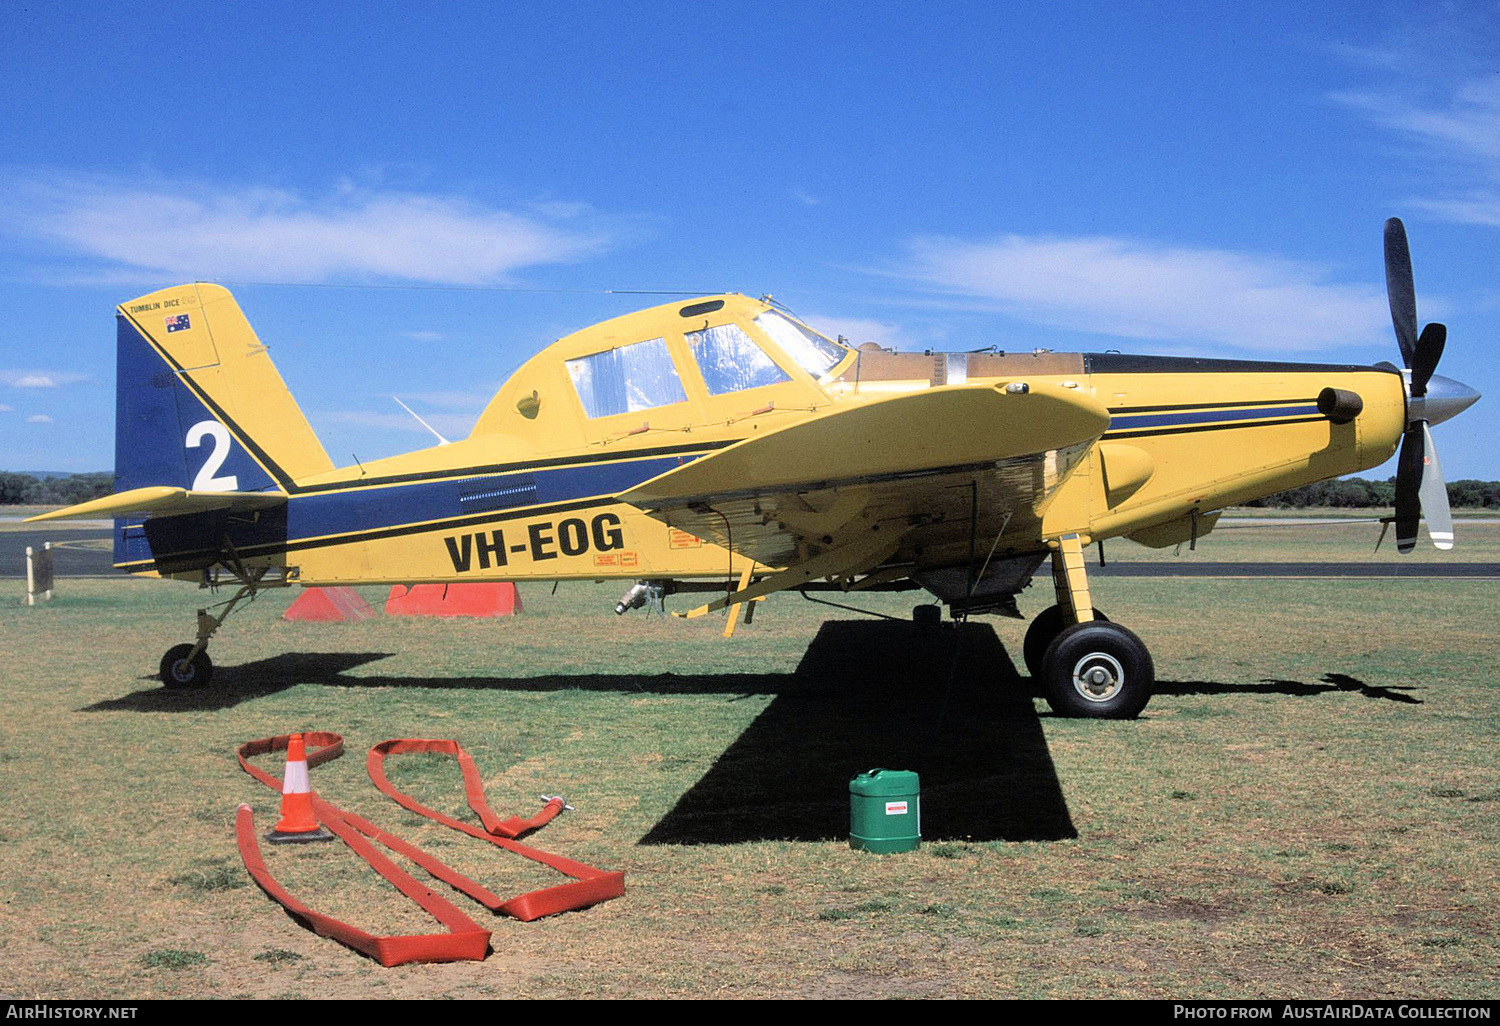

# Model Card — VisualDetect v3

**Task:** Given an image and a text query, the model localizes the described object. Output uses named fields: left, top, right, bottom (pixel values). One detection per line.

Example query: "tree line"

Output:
left=2, top=470, right=1497, bottom=509
left=1, top=472, right=114, bottom=506
left=1245, top=476, right=1500, bottom=509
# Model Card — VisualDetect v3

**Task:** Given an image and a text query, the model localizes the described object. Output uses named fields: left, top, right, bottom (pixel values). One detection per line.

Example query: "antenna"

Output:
left=392, top=397, right=451, bottom=446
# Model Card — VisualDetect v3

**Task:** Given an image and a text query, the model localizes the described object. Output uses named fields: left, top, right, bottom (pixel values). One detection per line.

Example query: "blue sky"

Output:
left=1, top=1, right=1495, bottom=481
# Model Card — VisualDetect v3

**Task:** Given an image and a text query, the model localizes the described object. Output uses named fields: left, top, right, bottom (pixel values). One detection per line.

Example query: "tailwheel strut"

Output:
left=159, top=548, right=272, bottom=689
left=1031, top=533, right=1154, bottom=719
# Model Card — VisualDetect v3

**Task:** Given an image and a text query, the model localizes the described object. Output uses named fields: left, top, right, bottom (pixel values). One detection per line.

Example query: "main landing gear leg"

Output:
left=1025, top=533, right=1154, bottom=719
left=159, top=567, right=267, bottom=689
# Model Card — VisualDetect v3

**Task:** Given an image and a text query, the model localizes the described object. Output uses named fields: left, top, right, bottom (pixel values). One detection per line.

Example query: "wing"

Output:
left=25, top=485, right=288, bottom=522
left=618, top=383, right=1109, bottom=612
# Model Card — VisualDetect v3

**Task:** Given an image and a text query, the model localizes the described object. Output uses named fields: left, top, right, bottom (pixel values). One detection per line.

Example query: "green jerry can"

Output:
left=849, top=768, right=921, bottom=853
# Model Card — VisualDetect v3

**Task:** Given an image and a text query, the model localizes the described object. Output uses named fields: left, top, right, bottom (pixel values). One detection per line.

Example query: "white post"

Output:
left=25, top=542, right=54, bottom=605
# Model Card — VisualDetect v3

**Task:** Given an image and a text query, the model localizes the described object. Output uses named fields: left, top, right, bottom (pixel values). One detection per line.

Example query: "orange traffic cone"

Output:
left=265, top=733, right=335, bottom=844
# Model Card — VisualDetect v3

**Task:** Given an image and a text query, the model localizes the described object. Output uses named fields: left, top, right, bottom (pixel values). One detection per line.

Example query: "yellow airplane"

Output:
left=32, top=219, right=1479, bottom=717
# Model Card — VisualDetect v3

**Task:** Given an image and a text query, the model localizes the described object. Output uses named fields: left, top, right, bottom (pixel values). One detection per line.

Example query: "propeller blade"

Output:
left=1384, top=217, right=1418, bottom=366
left=1417, top=421, right=1453, bottom=550
left=1410, top=322, right=1446, bottom=398
left=1394, top=425, right=1423, bottom=554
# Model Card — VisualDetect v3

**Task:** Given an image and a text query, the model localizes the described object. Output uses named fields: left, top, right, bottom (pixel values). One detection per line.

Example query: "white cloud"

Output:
left=1408, top=193, right=1500, bottom=228
left=0, top=404, right=12, bottom=412
left=887, top=234, right=1390, bottom=352
left=402, top=330, right=445, bottom=342
left=800, top=313, right=907, bottom=349
left=0, top=175, right=629, bottom=285
left=1332, top=78, right=1500, bottom=166
left=1333, top=77, right=1500, bottom=228
left=529, top=199, right=598, bottom=219
left=319, top=408, right=477, bottom=439
left=400, top=390, right=489, bottom=410
left=25, top=414, right=52, bottom=424
left=791, top=189, right=821, bottom=207
left=0, top=370, right=89, bottom=388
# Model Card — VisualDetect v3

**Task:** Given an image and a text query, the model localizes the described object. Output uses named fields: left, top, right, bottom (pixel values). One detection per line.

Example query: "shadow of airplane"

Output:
left=640, top=620, right=1077, bottom=844
left=81, top=620, right=1080, bottom=844
left=79, top=621, right=1422, bottom=843
left=81, top=651, right=401, bottom=713
left=1154, top=673, right=1422, bottom=705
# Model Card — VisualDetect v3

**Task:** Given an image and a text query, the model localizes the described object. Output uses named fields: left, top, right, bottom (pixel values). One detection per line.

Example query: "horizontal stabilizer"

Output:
left=620, top=382, right=1110, bottom=510
left=25, top=486, right=288, bottom=522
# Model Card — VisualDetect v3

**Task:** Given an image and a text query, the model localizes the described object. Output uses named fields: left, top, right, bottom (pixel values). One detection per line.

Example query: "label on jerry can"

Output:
left=885, top=801, right=908, bottom=815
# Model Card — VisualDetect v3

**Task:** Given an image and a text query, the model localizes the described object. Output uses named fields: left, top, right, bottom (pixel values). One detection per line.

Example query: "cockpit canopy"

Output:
left=472, top=295, right=851, bottom=449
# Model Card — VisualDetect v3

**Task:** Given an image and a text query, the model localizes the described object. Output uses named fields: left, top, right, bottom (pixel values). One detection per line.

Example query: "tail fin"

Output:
left=115, top=284, right=334, bottom=494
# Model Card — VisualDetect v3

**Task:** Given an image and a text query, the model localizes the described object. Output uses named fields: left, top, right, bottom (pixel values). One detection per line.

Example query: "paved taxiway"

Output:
left=3, top=525, right=1497, bottom=580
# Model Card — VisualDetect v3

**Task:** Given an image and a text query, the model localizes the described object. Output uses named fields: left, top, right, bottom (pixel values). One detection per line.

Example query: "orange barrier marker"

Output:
left=385, top=583, right=521, bottom=618
left=266, top=733, right=336, bottom=844
left=283, top=587, right=377, bottom=623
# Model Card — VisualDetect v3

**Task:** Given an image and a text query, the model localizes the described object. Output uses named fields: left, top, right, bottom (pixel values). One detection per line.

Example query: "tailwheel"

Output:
left=160, top=644, right=214, bottom=689
left=1040, top=620, right=1153, bottom=719
left=155, top=555, right=271, bottom=689
left=1022, top=604, right=1109, bottom=679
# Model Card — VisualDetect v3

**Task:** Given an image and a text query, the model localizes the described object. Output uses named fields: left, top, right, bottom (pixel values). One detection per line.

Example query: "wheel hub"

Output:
left=1070, top=652, right=1124, bottom=702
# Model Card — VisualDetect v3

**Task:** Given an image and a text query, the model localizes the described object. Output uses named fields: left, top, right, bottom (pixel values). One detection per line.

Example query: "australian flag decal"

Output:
left=166, top=313, right=191, bottom=333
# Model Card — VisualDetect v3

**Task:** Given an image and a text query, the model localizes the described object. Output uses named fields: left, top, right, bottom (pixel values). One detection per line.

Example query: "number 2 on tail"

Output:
left=186, top=421, right=239, bottom=491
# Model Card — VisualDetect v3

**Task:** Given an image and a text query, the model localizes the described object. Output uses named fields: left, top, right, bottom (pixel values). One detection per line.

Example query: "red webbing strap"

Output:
left=236, top=732, right=625, bottom=962
left=236, top=730, right=345, bottom=788
left=367, top=738, right=564, bottom=838
left=367, top=739, right=626, bottom=921
left=234, top=733, right=491, bottom=967
left=236, top=805, right=490, bottom=966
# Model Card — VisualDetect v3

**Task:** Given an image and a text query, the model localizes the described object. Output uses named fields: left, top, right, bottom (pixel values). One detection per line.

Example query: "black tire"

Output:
left=912, top=604, right=943, bottom=627
left=1022, top=605, right=1109, bottom=679
left=159, top=644, right=213, bottom=688
left=1040, top=621, right=1153, bottom=719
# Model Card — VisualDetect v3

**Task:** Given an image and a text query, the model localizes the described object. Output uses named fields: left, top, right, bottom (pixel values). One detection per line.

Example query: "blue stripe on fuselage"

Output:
left=282, top=454, right=693, bottom=541
left=116, top=451, right=704, bottom=568
left=1107, top=404, right=1318, bottom=430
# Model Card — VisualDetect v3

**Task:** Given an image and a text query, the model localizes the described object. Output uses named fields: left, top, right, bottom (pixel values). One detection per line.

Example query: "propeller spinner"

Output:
left=1382, top=218, right=1480, bottom=553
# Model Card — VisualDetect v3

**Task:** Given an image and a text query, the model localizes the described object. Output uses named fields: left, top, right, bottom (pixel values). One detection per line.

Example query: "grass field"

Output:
left=1, top=554, right=1497, bottom=999
left=1101, top=514, right=1500, bottom=564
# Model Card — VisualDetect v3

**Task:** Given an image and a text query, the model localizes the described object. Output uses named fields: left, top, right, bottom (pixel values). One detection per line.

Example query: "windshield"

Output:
left=754, top=310, right=848, bottom=378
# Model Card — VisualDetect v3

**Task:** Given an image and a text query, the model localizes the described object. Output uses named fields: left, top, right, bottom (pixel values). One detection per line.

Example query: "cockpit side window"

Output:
left=687, top=323, right=792, bottom=395
left=565, top=337, right=688, bottom=419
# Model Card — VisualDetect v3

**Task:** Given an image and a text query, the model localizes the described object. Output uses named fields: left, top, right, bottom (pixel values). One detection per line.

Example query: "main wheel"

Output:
left=159, top=644, right=213, bottom=688
left=1040, top=621, right=1152, bottom=719
left=1022, top=604, right=1109, bottom=679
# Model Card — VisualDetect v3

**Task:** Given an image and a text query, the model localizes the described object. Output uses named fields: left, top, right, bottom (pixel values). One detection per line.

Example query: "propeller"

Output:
left=1381, top=218, right=1474, bottom=553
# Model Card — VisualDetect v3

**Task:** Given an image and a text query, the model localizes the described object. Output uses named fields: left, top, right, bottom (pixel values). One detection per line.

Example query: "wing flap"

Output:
left=25, top=486, right=288, bottom=522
